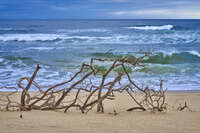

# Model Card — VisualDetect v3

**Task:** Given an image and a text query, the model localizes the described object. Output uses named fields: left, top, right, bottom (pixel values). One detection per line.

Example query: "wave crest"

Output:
left=92, top=51, right=200, bottom=64
left=125, top=25, right=173, bottom=30
left=143, top=52, right=200, bottom=64
left=0, top=28, right=35, bottom=33
left=0, top=34, right=65, bottom=42
left=0, top=34, right=124, bottom=42
left=56, top=28, right=109, bottom=33
left=0, top=31, right=199, bottom=44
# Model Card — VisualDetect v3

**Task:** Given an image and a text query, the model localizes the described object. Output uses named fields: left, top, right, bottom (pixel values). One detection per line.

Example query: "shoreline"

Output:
left=1, top=90, right=200, bottom=92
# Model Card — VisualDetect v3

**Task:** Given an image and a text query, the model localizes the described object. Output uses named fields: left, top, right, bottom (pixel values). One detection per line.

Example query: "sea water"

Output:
left=0, top=19, right=200, bottom=90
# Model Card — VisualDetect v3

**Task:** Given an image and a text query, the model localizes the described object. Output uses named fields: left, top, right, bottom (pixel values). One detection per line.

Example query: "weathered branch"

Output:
left=0, top=53, right=168, bottom=113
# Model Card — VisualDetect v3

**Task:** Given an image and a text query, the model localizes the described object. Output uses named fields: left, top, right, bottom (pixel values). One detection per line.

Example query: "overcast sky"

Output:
left=0, top=0, right=200, bottom=19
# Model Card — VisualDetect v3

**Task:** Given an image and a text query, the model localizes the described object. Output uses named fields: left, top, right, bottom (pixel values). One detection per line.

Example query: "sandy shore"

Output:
left=0, top=92, right=200, bottom=133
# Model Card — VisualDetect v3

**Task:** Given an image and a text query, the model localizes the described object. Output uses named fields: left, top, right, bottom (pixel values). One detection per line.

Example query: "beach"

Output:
left=0, top=19, right=200, bottom=133
left=1, top=91, right=200, bottom=133
left=0, top=0, right=200, bottom=132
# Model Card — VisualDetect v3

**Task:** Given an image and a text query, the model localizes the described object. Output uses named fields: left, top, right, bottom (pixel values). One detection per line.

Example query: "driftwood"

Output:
left=177, top=101, right=192, bottom=111
left=0, top=53, right=168, bottom=113
left=125, top=80, right=167, bottom=112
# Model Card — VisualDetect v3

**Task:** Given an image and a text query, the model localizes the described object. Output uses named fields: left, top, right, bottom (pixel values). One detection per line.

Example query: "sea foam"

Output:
left=125, top=25, right=173, bottom=30
left=188, top=51, right=200, bottom=57
left=0, top=58, right=4, bottom=62
left=0, top=31, right=199, bottom=45
left=0, top=34, right=125, bottom=43
left=0, top=34, right=61, bottom=42
left=0, top=34, right=111, bottom=42
left=56, top=28, right=109, bottom=33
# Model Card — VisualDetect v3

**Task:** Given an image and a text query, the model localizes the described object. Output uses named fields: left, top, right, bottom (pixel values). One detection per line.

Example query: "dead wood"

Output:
left=177, top=101, right=192, bottom=111
left=0, top=53, right=168, bottom=113
left=19, top=64, right=40, bottom=111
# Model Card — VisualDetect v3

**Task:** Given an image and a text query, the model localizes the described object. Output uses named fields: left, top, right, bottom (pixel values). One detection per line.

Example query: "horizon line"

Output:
left=0, top=18, right=200, bottom=21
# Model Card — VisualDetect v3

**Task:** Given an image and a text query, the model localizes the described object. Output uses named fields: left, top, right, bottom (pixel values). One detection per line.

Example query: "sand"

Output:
left=0, top=92, right=200, bottom=133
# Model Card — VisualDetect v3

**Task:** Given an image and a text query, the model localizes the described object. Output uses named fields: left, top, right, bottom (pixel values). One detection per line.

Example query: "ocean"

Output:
left=0, top=19, right=200, bottom=90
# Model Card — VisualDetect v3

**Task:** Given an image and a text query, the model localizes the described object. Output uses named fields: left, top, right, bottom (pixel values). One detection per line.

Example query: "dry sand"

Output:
left=0, top=92, right=200, bottom=133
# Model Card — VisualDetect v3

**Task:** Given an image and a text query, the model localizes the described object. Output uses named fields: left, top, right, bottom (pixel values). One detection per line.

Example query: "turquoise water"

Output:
left=0, top=19, right=200, bottom=90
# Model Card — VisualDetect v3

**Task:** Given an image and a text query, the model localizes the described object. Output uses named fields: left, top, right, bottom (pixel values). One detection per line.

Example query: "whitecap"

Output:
left=157, top=50, right=180, bottom=56
left=57, top=28, right=109, bottom=33
left=0, top=27, right=31, bottom=32
left=0, top=28, right=13, bottom=31
left=0, top=58, right=4, bottom=62
left=0, top=31, right=199, bottom=45
left=27, top=47, right=55, bottom=50
left=125, top=25, right=173, bottom=30
left=0, top=34, right=62, bottom=42
left=188, top=51, right=200, bottom=57
left=0, top=34, right=111, bottom=42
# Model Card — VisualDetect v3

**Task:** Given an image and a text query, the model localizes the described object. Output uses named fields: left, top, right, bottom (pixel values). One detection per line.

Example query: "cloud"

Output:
left=1, top=0, right=200, bottom=19
left=110, top=8, right=200, bottom=18
left=111, top=9, right=170, bottom=15
left=168, top=1, right=200, bottom=6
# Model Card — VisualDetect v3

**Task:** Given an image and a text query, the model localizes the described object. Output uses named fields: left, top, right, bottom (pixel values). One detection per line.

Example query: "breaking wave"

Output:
left=0, top=56, right=38, bottom=66
left=91, top=51, right=200, bottom=64
left=137, top=64, right=200, bottom=75
left=56, top=28, right=109, bottom=33
left=143, top=51, right=200, bottom=64
left=0, top=31, right=199, bottom=44
left=0, top=34, right=63, bottom=42
left=0, top=28, right=35, bottom=33
left=91, top=51, right=200, bottom=75
left=125, top=25, right=174, bottom=30
left=0, top=34, right=128, bottom=43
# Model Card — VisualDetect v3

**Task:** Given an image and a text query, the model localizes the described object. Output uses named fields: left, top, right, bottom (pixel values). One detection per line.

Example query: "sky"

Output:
left=0, top=0, right=200, bottom=19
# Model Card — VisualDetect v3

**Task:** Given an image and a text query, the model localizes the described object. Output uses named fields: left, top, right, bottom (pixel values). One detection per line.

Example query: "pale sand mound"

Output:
left=0, top=92, right=200, bottom=133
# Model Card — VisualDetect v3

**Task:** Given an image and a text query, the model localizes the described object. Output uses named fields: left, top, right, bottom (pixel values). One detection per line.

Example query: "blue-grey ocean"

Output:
left=0, top=19, right=200, bottom=90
